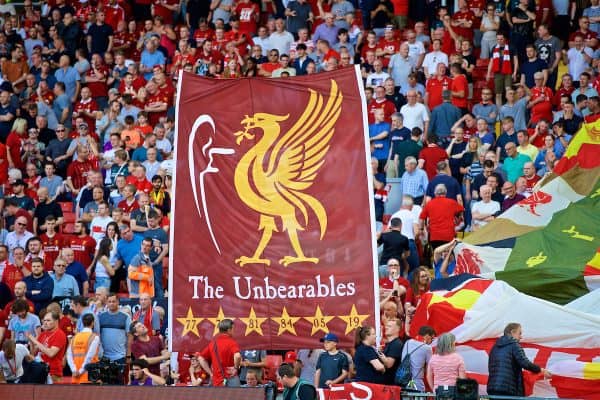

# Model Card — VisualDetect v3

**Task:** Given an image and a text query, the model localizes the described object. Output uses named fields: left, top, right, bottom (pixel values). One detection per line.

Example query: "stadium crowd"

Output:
left=0, top=0, right=593, bottom=396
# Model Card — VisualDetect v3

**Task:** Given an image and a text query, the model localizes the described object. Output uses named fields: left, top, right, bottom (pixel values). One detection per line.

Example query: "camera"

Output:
left=85, top=357, right=124, bottom=384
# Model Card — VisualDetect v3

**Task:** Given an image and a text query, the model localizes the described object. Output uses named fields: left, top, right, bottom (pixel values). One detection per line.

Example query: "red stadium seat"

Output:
left=58, top=202, right=72, bottom=213
left=63, top=212, right=76, bottom=224
left=476, top=58, right=490, bottom=67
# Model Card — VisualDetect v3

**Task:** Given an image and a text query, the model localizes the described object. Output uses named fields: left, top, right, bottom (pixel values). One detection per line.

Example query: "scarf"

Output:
left=491, top=44, right=512, bottom=74
left=134, top=306, right=155, bottom=335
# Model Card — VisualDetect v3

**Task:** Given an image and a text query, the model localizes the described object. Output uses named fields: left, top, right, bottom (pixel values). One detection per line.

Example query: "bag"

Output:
left=436, top=385, right=457, bottom=400
left=394, top=343, right=425, bottom=387
left=19, top=359, right=49, bottom=384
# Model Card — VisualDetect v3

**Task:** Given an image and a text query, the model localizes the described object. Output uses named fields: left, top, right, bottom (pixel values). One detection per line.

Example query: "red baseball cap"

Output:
left=284, top=351, right=297, bottom=363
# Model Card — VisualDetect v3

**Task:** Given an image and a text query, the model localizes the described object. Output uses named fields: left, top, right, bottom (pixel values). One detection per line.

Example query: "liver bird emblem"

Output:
left=233, top=80, right=343, bottom=266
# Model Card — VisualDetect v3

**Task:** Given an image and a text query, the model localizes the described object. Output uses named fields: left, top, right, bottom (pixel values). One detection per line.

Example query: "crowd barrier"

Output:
left=0, top=384, right=264, bottom=400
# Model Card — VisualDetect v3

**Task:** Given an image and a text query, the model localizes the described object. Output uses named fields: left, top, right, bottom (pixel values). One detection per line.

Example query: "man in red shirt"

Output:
left=234, top=0, right=259, bottom=37
left=450, top=63, right=468, bottom=112
left=28, top=310, right=68, bottom=383
left=368, top=86, right=396, bottom=124
left=152, top=0, right=178, bottom=25
left=104, top=0, right=126, bottom=30
left=3, top=281, right=35, bottom=315
left=521, top=161, right=541, bottom=195
left=376, top=26, right=399, bottom=68
left=68, top=221, right=97, bottom=268
left=66, top=146, right=96, bottom=197
left=85, top=54, right=109, bottom=108
left=418, top=134, right=448, bottom=180
left=198, top=319, right=242, bottom=386
left=72, top=87, right=99, bottom=132
left=451, top=0, right=476, bottom=42
left=126, top=164, right=153, bottom=194
left=419, top=183, right=464, bottom=250
left=144, top=80, right=168, bottom=126
left=425, top=63, right=452, bottom=110
left=40, top=215, right=65, bottom=271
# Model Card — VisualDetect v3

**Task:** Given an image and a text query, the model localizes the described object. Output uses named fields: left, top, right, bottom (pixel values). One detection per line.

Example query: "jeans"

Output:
left=94, top=276, right=111, bottom=290
left=407, top=240, right=419, bottom=274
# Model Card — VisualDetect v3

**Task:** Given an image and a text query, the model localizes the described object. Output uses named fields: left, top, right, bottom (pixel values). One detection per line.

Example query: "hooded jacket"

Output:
left=487, top=335, right=541, bottom=396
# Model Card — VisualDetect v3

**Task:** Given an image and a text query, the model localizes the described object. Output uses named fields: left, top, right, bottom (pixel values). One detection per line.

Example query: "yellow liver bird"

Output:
left=233, top=80, right=343, bottom=266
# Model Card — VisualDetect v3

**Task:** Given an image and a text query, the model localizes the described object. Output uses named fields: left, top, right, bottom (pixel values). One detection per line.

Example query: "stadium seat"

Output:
left=58, top=202, right=72, bottom=213
left=263, top=355, right=282, bottom=382
left=63, top=212, right=76, bottom=224
left=476, top=58, right=490, bottom=67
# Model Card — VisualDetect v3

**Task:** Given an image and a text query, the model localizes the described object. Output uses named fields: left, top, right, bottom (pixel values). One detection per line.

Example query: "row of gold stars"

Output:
left=176, top=305, right=370, bottom=338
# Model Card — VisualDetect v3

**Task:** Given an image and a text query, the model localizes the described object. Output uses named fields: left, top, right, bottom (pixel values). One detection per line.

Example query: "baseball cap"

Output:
left=320, top=333, right=339, bottom=343
left=284, top=351, right=297, bottom=363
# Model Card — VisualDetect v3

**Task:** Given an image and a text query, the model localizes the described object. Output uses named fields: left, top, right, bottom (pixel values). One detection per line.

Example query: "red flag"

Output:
left=169, top=68, right=378, bottom=352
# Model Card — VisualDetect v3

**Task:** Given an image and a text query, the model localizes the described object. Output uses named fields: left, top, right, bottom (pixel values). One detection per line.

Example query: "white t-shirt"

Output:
left=0, top=344, right=29, bottom=381
left=366, top=71, right=391, bottom=88
left=90, top=216, right=114, bottom=244
left=471, top=200, right=500, bottom=229
left=400, top=103, right=429, bottom=131
left=388, top=206, right=422, bottom=240
left=423, top=51, right=449, bottom=75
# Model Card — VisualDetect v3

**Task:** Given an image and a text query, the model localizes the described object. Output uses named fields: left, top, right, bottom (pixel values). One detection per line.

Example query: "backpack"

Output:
left=19, top=359, right=49, bottom=384
left=395, top=342, right=425, bottom=388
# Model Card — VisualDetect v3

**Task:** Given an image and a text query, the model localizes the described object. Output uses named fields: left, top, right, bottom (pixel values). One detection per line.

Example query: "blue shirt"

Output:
left=369, top=121, right=391, bottom=160
left=426, top=174, right=462, bottom=200
left=66, top=261, right=89, bottom=297
left=54, top=67, right=80, bottom=101
left=434, top=258, right=456, bottom=279
left=140, top=50, right=166, bottom=80
left=116, top=235, right=144, bottom=267
left=98, top=310, right=131, bottom=361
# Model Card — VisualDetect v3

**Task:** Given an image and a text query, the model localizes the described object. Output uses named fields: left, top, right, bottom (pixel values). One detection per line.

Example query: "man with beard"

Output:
left=22, top=258, right=54, bottom=314
left=68, top=221, right=96, bottom=269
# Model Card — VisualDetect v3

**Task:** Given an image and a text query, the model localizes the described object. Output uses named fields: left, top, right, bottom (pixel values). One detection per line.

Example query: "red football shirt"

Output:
left=68, top=235, right=97, bottom=267
left=37, top=328, right=67, bottom=377
left=420, top=197, right=464, bottom=242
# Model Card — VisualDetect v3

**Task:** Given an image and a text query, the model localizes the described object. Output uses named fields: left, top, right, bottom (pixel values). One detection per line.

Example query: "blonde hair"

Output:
left=11, top=118, right=28, bottom=134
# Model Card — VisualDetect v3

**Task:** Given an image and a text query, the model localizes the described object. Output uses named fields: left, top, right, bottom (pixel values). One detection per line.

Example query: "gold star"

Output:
left=239, top=307, right=267, bottom=336
left=338, top=304, right=370, bottom=335
left=303, top=305, right=334, bottom=336
left=271, top=307, right=301, bottom=336
left=206, top=306, right=234, bottom=336
left=176, top=307, right=203, bottom=337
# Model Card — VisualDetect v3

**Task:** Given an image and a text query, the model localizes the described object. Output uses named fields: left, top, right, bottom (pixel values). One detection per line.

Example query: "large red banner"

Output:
left=169, top=67, right=378, bottom=352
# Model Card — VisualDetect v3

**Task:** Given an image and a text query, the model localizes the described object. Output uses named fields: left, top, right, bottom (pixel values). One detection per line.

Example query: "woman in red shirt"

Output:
left=6, top=118, right=28, bottom=171
left=404, top=266, right=431, bottom=316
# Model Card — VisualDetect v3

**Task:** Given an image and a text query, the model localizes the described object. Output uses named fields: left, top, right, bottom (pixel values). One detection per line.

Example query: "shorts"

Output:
left=494, top=73, right=512, bottom=96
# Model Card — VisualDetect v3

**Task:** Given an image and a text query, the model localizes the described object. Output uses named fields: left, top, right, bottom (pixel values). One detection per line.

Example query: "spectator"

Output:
left=278, top=362, right=317, bottom=399
left=197, top=318, right=241, bottom=386
left=129, top=358, right=166, bottom=385
left=353, top=325, right=385, bottom=384
left=471, top=185, right=500, bottom=231
left=399, top=325, right=435, bottom=391
left=419, top=184, right=464, bottom=249
left=98, top=293, right=131, bottom=368
left=426, top=333, right=466, bottom=391
left=487, top=323, right=551, bottom=396
left=50, top=256, right=79, bottom=297
left=429, top=90, right=462, bottom=142
left=0, top=339, right=33, bottom=383
left=401, top=155, right=428, bottom=206
left=27, top=310, right=67, bottom=383
left=314, top=333, right=349, bottom=388
left=501, top=181, right=526, bottom=211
